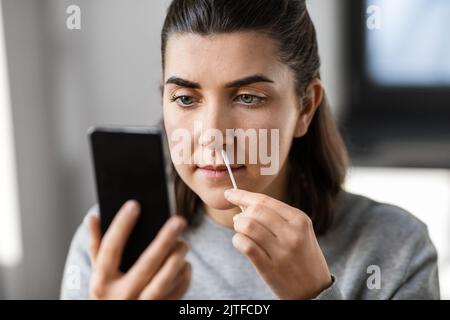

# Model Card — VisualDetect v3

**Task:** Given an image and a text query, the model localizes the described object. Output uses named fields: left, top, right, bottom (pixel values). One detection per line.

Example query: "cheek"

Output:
left=270, top=105, right=299, bottom=152
left=163, top=118, right=193, bottom=182
left=164, top=104, right=194, bottom=155
left=247, top=109, right=295, bottom=154
left=241, top=108, right=295, bottom=181
left=163, top=102, right=179, bottom=129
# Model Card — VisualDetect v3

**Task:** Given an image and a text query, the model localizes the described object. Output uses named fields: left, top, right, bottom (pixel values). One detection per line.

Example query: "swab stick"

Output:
left=221, top=149, right=238, bottom=189
left=221, top=149, right=245, bottom=213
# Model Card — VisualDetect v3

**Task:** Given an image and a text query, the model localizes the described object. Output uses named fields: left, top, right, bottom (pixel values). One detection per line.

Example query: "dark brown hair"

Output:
left=160, top=0, right=348, bottom=234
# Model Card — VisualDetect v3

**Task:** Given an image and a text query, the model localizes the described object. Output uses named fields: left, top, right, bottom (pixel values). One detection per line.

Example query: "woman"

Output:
left=61, top=0, right=440, bottom=299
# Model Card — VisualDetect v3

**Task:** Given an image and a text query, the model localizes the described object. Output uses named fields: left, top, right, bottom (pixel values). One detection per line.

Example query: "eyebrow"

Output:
left=165, top=74, right=274, bottom=89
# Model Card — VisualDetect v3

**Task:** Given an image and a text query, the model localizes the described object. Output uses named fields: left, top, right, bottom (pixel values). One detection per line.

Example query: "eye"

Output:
left=236, top=94, right=266, bottom=107
left=170, top=95, right=196, bottom=108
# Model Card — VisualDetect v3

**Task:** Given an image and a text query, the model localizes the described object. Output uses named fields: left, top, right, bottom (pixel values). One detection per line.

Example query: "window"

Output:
left=341, top=0, right=450, bottom=168
left=0, top=2, right=22, bottom=267
left=366, top=0, right=450, bottom=86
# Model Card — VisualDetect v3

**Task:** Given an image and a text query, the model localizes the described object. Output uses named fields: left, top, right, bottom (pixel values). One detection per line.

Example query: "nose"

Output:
left=197, top=99, right=234, bottom=152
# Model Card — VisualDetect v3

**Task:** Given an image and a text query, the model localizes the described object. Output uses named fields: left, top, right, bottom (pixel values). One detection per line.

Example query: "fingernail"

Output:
left=83, top=207, right=98, bottom=224
left=125, top=200, right=138, bottom=212
left=232, top=214, right=238, bottom=222
left=172, top=217, right=186, bottom=232
left=224, top=189, right=234, bottom=199
left=83, top=213, right=91, bottom=225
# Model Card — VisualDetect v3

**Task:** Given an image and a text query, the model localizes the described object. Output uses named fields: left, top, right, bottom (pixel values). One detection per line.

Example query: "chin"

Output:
left=196, top=188, right=236, bottom=210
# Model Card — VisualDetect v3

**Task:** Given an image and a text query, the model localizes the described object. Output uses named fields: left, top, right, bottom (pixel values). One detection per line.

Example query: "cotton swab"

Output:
left=221, top=149, right=238, bottom=189
left=221, top=149, right=245, bottom=213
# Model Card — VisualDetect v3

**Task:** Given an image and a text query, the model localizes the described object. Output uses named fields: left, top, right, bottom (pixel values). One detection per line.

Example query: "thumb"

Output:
left=87, top=214, right=101, bottom=263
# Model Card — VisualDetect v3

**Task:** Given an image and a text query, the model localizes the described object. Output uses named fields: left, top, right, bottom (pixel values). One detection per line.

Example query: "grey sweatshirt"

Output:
left=60, top=190, right=440, bottom=299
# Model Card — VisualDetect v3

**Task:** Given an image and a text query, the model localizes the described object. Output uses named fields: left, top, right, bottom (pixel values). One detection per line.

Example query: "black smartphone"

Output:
left=88, top=126, right=176, bottom=273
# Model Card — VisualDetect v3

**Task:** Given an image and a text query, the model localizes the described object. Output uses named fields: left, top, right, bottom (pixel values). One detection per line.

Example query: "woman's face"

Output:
left=162, top=31, right=305, bottom=211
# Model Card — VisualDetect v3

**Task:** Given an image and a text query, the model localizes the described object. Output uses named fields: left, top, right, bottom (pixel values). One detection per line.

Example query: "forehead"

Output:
left=164, top=32, right=288, bottom=85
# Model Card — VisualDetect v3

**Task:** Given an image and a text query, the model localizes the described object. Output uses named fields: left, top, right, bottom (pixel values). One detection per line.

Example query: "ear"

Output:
left=293, top=78, right=324, bottom=138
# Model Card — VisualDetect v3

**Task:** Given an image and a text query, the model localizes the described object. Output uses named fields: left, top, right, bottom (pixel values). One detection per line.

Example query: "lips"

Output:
left=198, top=164, right=243, bottom=170
left=196, top=164, right=245, bottom=179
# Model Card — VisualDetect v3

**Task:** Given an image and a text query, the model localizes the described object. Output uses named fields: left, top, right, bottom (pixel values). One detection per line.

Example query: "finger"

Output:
left=125, top=215, right=187, bottom=288
left=225, top=189, right=292, bottom=221
left=137, top=242, right=189, bottom=299
left=232, top=233, right=277, bottom=291
left=164, top=263, right=192, bottom=300
left=233, top=215, right=278, bottom=254
left=96, top=200, right=140, bottom=274
left=232, top=232, right=271, bottom=264
left=239, top=203, right=286, bottom=236
left=87, top=215, right=102, bottom=263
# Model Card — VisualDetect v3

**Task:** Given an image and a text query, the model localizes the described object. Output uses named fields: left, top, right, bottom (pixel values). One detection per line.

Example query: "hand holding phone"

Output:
left=87, top=126, right=192, bottom=299
left=86, top=202, right=191, bottom=300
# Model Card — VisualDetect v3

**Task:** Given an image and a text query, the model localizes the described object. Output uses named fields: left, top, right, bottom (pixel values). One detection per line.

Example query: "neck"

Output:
left=204, top=161, right=289, bottom=229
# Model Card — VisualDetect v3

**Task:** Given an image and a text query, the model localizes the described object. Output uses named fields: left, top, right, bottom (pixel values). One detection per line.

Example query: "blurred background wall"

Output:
left=0, top=0, right=172, bottom=299
left=0, top=0, right=448, bottom=299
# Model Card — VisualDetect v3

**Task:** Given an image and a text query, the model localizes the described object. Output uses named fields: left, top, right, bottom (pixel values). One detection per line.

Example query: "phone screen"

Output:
left=89, top=126, right=174, bottom=272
